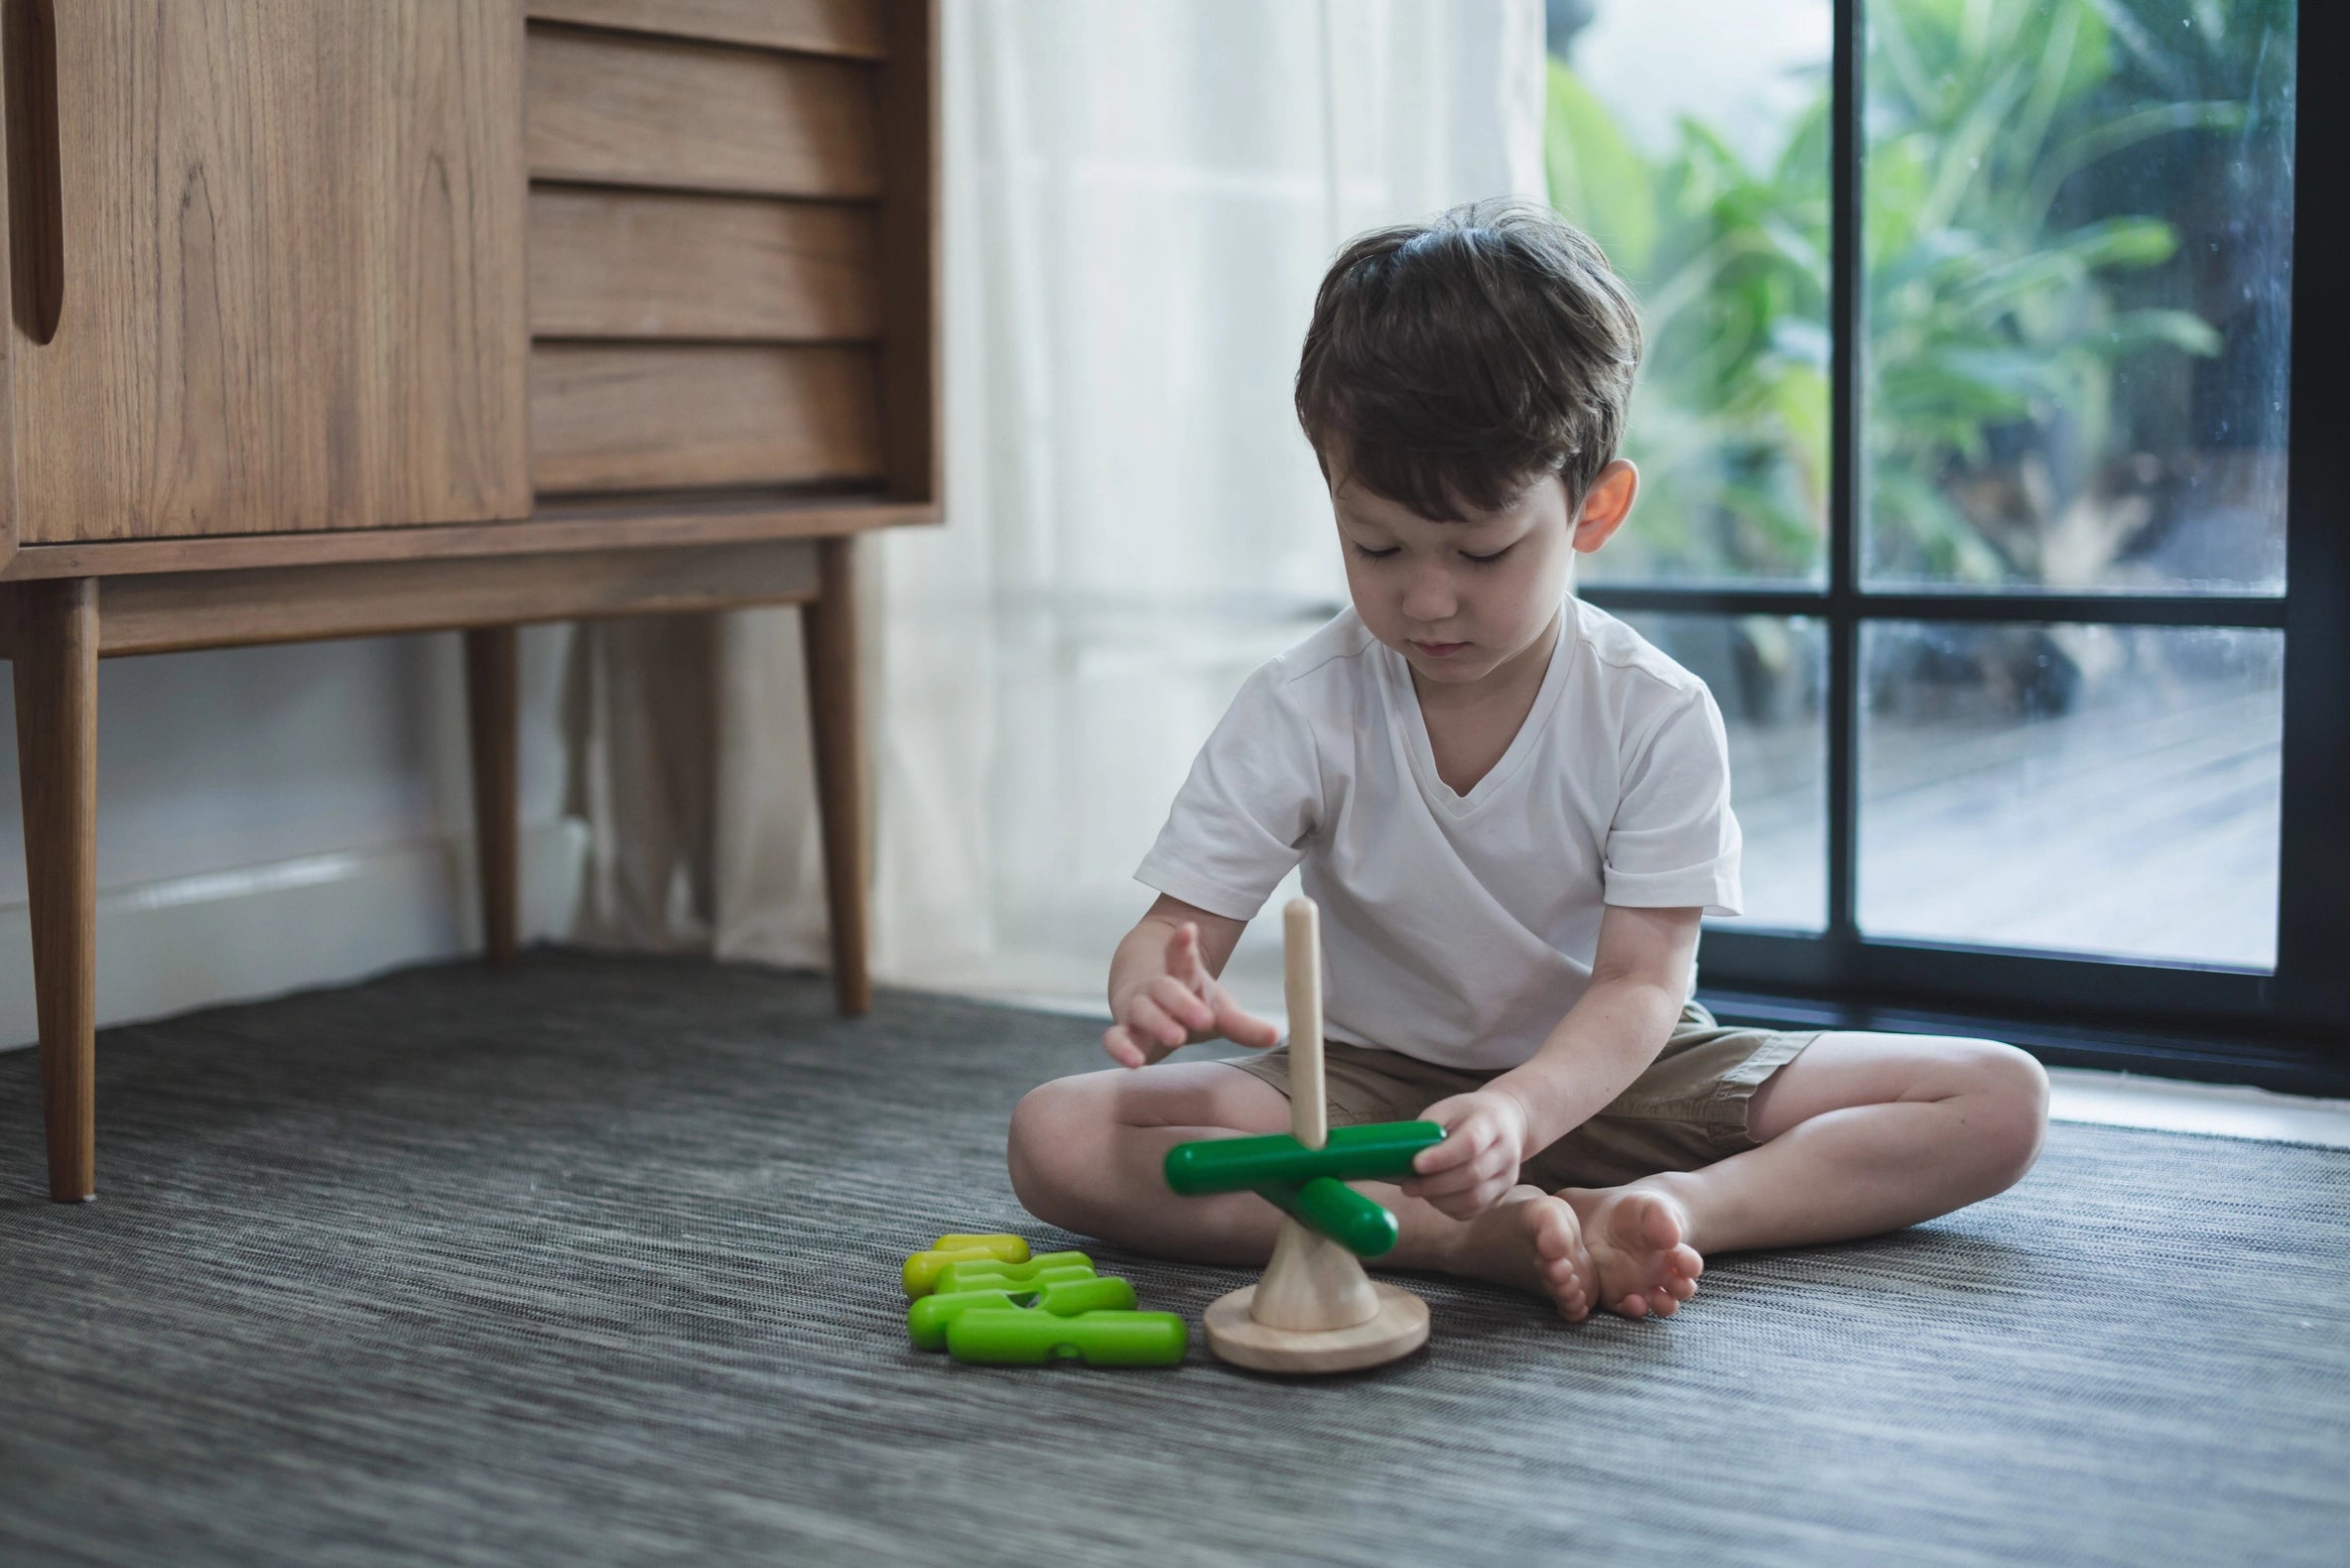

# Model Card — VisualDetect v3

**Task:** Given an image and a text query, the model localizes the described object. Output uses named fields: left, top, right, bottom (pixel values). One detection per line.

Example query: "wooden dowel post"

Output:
left=1284, top=897, right=1326, bottom=1148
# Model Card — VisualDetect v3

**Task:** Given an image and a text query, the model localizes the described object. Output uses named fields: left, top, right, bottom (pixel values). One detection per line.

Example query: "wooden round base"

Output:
left=1202, top=1282, right=1430, bottom=1374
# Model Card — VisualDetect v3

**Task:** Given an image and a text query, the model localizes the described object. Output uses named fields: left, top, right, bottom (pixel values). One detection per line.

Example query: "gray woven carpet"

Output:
left=2, top=952, right=2346, bottom=1568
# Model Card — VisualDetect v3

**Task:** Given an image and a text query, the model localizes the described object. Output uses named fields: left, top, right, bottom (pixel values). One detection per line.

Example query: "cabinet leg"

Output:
left=801, top=537, right=870, bottom=1015
left=13, top=578, right=98, bottom=1202
left=463, top=626, right=519, bottom=969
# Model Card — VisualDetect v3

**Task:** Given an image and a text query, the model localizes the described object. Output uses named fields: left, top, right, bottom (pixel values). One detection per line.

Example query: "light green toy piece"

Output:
left=929, top=1251, right=1095, bottom=1296
left=902, top=1233, right=1031, bottom=1297
left=907, top=1275, right=1137, bottom=1351
left=946, top=1308, right=1188, bottom=1368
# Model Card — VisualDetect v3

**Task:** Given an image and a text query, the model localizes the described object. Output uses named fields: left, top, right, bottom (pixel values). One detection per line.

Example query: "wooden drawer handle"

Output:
left=4, top=0, right=63, bottom=344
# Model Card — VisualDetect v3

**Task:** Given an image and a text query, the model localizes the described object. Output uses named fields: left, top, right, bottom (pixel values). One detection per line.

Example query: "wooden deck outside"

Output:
left=1724, top=674, right=2283, bottom=969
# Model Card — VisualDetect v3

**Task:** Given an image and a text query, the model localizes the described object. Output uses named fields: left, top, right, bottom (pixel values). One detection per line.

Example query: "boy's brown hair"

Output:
left=1294, top=197, right=1642, bottom=521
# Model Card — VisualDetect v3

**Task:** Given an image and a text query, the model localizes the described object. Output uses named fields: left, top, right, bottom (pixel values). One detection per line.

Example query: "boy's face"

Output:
left=1329, top=460, right=1635, bottom=692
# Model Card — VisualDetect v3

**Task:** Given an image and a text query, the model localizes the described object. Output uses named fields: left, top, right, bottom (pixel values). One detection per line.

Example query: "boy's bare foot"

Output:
left=1441, top=1185, right=1598, bottom=1322
left=1559, top=1183, right=1704, bottom=1319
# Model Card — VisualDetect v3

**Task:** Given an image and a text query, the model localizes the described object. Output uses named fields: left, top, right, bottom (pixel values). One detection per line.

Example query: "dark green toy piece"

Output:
left=946, top=1308, right=1188, bottom=1368
left=907, top=1275, right=1138, bottom=1351
left=1258, top=1176, right=1399, bottom=1257
left=929, top=1251, right=1095, bottom=1295
left=1162, top=1120, right=1445, bottom=1195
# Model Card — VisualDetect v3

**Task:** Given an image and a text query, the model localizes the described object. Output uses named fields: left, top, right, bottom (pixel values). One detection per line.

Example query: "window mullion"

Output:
left=1826, top=0, right=1863, bottom=948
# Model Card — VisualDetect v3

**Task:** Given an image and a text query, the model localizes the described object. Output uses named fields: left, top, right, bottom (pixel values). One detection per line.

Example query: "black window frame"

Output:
left=1574, top=1, right=2347, bottom=1095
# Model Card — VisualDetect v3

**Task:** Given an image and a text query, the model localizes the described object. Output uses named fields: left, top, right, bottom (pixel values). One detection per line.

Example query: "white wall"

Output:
left=0, top=627, right=583, bottom=1051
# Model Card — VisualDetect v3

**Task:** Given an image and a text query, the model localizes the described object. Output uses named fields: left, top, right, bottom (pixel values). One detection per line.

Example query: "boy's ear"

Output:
left=1570, top=460, right=1638, bottom=554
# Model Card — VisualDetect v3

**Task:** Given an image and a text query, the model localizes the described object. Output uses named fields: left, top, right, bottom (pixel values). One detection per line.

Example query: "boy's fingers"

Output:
left=1413, top=1121, right=1490, bottom=1174
left=1147, top=975, right=1215, bottom=1033
left=1403, top=1160, right=1491, bottom=1199
left=1413, top=1140, right=1469, bottom=1175
left=1214, top=997, right=1280, bottom=1048
left=1103, top=1025, right=1145, bottom=1069
left=1425, top=1172, right=1508, bottom=1216
left=1128, top=994, right=1187, bottom=1050
left=1163, top=921, right=1206, bottom=978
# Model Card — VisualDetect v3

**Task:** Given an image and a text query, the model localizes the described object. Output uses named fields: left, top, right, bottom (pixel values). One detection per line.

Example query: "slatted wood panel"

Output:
left=529, top=189, right=879, bottom=339
left=531, top=344, right=882, bottom=492
left=13, top=0, right=531, bottom=543
left=526, top=26, right=880, bottom=196
left=524, top=0, right=884, bottom=58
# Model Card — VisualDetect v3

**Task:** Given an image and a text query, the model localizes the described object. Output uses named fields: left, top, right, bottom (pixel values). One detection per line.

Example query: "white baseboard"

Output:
left=0, top=818, right=585, bottom=1050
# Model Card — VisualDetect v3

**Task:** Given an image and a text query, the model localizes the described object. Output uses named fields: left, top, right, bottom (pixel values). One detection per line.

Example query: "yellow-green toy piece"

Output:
left=907, top=1275, right=1138, bottom=1351
left=902, top=1234, right=1031, bottom=1297
left=930, top=1251, right=1095, bottom=1296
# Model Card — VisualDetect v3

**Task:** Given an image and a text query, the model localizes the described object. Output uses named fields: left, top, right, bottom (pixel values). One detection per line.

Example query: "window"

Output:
left=1548, top=0, right=2343, bottom=1084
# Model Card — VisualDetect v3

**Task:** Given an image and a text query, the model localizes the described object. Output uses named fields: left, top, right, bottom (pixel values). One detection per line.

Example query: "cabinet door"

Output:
left=5, top=0, right=530, bottom=544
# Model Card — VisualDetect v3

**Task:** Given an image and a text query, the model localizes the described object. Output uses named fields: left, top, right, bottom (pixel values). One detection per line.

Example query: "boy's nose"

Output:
left=1401, top=566, right=1456, bottom=623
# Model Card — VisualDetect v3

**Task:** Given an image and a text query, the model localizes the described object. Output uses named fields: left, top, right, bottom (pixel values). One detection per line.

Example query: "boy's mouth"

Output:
left=1410, top=640, right=1469, bottom=658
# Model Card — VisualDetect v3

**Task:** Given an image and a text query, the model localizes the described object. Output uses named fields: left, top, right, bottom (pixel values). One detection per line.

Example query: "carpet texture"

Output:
left=2, top=951, right=2345, bottom=1568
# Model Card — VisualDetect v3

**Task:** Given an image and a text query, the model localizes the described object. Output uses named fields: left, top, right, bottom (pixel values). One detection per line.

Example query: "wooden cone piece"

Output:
left=1203, top=896, right=1430, bottom=1372
left=1251, top=1218, right=1379, bottom=1331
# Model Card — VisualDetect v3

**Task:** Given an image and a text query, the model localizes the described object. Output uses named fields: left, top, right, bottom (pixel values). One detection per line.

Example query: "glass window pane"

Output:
left=1863, top=1, right=2294, bottom=592
left=1860, top=621, right=2282, bottom=967
left=1547, top=2, right=1832, bottom=586
left=1615, top=611, right=1827, bottom=932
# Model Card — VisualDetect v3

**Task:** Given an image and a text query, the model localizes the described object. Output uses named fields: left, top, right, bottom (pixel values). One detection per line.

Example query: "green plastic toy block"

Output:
left=946, top=1308, right=1188, bottom=1368
left=1258, top=1176, right=1399, bottom=1257
left=1162, top=1121, right=1444, bottom=1195
left=929, top=1251, right=1096, bottom=1296
left=907, top=1275, right=1138, bottom=1351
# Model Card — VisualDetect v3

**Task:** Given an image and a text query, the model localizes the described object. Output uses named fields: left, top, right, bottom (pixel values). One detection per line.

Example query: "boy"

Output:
left=1006, top=199, right=2048, bottom=1322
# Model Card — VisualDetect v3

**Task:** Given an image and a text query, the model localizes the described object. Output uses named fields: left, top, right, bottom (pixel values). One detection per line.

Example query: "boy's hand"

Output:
left=1103, top=921, right=1282, bottom=1069
left=1401, top=1088, right=1532, bottom=1220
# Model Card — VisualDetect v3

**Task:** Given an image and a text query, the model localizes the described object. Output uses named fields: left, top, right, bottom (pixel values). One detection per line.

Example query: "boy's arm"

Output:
left=1402, top=903, right=1701, bottom=1217
left=1103, top=893, right=1284, bottom=1068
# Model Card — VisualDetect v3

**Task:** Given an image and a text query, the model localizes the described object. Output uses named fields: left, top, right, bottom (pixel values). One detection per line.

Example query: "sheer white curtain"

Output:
left=564, top=0, right=1546, bottom=1014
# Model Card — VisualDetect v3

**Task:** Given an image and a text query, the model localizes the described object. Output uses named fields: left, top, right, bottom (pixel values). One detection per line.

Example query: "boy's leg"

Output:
left=1008, top=1062, right=1299, bottom=1263
left=1560, top=1032, right=2050, bottom=1318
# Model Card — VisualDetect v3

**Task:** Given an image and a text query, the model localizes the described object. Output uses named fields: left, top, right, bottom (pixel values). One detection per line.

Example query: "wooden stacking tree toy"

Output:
left=1191, top=897, right=1432, bottom=1373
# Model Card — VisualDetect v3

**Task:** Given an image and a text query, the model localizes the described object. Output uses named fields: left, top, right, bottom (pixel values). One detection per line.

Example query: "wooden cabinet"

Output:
left=0, top=0, right=940, bottom=1200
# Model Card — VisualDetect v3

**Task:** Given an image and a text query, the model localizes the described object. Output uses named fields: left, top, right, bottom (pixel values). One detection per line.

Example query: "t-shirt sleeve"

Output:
left=1603, top=684, right=1744, bottom=916
left=1132, top=660, right=1322, bottom=922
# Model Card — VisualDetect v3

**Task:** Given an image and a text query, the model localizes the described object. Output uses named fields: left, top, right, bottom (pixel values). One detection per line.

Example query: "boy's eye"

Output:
left=1348, top=543, right=1510, bottom=564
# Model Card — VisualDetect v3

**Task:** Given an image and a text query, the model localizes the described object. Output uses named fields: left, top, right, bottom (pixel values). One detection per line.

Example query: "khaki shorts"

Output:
left=1224, top=1002, right=1818, bottom=1191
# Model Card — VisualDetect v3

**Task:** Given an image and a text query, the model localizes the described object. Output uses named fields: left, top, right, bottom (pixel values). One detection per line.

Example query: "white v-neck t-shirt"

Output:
left=1133, top=595, right=1743, bottom=1071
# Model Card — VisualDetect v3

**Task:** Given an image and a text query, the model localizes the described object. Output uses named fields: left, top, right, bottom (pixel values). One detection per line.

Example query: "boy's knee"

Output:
left=1957, top=1041, right=2049, bottom=1186
left=1006, top=1076, right=1100, bottom=1225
